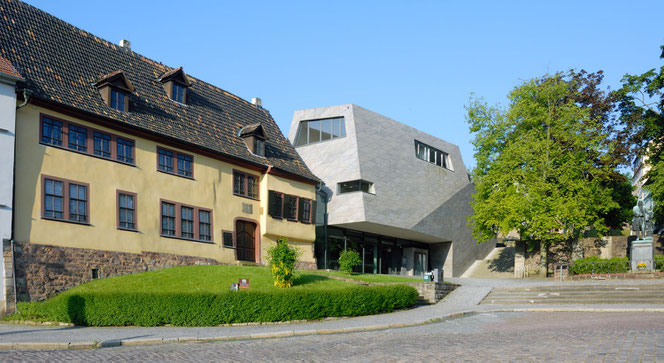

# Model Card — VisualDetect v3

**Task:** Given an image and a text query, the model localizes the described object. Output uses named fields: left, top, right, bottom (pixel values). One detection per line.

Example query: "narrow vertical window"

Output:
left=41, top=117, right=63, bottom=146
left=284, top=195, right=298, bottom=220
left=172, top=83, right=184, bottom=103
left=199, top=210, right=211, bottom=241
left=161, top=202, right=176, bottom=236
left=233, top=171, right=245, bottom=196
left=44, top=179, right=64, bottom=219
left=68, top=125, right=88, bottom=152
left=93, top=132, right=112, bottom=158
left=247, top=175, right=258, bottom=199
left=68, top=183, right=87, bottom=223
left=253, top=138, right=265, bottom=157
left=117, top=138, right=134, bottom=164
left=158, top=148, right=174, bottom=172
left=118, top=192, right=136, bottom=230
left=110, top=89, right=126, bottom=111
left=177, top=154, right=193, bottom=177
left=181, top=206, right=194, bottom=239
left=302, top=199, right=311, bottom=223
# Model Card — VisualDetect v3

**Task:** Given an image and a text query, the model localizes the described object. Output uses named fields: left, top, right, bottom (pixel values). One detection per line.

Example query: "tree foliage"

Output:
left=616, top=45, right=664, bottom=226
left=467, top=71, right=619, bottom=246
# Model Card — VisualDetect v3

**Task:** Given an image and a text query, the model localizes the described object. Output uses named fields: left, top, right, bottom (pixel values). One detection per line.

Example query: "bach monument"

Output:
left=631, top=199, right=655, bottom=272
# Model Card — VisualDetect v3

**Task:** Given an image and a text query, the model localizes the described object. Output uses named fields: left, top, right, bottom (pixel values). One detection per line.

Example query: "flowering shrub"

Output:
left=267, top=237, right=300, bottom=288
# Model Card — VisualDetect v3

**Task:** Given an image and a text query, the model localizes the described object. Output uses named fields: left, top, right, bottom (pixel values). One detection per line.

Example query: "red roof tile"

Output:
left=0, top=56, right=22, bottom=79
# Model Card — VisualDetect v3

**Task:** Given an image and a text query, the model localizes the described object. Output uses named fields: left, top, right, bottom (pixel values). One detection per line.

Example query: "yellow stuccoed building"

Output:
left=0, top=0, right=320, bottom=308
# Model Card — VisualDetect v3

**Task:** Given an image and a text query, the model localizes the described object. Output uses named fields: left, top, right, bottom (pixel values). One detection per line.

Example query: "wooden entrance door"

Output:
left=236, top=220, right=256, bottom=262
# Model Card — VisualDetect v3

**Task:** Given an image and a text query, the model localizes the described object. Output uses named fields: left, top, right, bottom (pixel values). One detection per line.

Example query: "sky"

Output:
left=24, top=0, right=664, bottom=170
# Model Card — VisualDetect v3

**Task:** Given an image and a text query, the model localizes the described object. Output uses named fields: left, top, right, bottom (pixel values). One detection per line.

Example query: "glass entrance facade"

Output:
left=315, top=226, right=430, bottom=275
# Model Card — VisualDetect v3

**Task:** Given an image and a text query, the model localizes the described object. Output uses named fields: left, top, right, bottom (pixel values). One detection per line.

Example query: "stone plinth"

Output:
left=630, top=239, right=654, bottom=272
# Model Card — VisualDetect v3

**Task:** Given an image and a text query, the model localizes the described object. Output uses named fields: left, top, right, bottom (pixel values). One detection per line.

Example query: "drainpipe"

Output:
left=315, top=181, right=331, bottom=269
left=16, top=88, right=32, bottom=110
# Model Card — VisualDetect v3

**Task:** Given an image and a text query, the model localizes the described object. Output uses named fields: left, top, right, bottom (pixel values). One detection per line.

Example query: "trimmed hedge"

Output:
left=570, top=256, right=629, bottom=275
left=13, top=285, right=418, bottom=326
left=571, top=256, right=664, bottom=275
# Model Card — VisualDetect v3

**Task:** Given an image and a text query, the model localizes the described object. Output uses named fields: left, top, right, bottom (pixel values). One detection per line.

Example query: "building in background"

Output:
left=288, top=104, right=493, bottom=277
left=0, top=0, right=318, bottom=311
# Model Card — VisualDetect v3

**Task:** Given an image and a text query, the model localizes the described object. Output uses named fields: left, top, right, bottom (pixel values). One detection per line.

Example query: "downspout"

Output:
left=16, top=88, right=32, bottom=110
left=315, top=181, right=330, bottom=269
left=10, top=87, right=30, bottom=312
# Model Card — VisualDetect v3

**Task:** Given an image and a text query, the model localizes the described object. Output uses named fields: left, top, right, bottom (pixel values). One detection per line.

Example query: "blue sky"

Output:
left=24, top=0, right=664, bottom=170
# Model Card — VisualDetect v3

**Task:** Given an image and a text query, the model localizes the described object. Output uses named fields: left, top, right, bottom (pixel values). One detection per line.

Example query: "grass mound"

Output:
left=7, top=265, right=418, bottom=326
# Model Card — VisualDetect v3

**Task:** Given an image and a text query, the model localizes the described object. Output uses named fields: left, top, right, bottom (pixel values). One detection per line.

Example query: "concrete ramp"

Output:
left=461, top=247, right=515, bottom=279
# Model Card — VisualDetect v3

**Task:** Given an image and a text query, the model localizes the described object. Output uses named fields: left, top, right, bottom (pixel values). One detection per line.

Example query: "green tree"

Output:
left=616, top=45, right=664, bottom=226
left=600, top=173, right=636, bottom=230
left=467, top=72, right=619, bottom=274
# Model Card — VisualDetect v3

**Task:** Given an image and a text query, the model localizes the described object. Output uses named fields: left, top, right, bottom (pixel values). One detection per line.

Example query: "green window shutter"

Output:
left=268, top=190, right=282, bottom=218
left=311, top=200, right=317, bottom=224
left=298, top=197, right=305, bottom=222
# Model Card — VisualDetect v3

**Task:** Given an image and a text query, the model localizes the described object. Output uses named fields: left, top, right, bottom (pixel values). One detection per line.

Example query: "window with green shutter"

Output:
left=268, top=190, right=283, bottom=219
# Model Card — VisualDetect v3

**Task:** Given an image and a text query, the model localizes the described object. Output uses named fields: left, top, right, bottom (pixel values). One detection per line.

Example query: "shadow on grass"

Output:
left=488, top=247, right=515, bottom=273
left=293, top=274, right=331, bottom=286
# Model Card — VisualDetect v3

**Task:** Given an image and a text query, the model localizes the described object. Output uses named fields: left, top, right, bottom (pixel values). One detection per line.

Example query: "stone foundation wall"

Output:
left=13, top=242, right=220, bottom=302
left=2, top=240, right=16, bottom=314
left=296, top=261, right=317, bottom=270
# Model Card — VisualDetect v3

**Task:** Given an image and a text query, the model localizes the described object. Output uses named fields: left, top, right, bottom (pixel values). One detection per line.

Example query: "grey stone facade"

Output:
left=289, top=105, right=493, bottom=276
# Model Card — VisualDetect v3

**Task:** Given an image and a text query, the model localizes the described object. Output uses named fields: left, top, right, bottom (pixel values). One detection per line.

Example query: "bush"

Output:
left=570, top=256, right=629, bottom=275
left=267, top=238, right=300, bottom=288
left=10, top=285, right=419, bottom=326
left=338, top=250, right=361, bottom=274
left=656, top=255, right=664, bottom=272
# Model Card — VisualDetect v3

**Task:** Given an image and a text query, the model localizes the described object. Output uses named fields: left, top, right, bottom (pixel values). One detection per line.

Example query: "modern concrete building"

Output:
left=288, top=104, right=493, bottom=277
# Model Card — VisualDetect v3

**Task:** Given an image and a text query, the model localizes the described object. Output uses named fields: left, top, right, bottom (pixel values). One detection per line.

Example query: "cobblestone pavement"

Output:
left=1, top=312, right=662, bottom=361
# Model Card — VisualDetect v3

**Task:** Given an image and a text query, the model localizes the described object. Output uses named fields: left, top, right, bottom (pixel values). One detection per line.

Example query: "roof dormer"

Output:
left=159, top=67, right=191, bottom=104
left=239, top=123, right=268, bottom=157
left=95, top=70, right=134, bottom=112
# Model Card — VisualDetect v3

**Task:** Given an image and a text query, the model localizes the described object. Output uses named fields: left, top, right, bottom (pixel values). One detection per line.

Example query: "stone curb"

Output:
left=0, top=307, right=662, bottom=350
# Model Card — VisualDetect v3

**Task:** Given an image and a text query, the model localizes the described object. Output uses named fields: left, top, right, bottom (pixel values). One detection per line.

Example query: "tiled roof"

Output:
left=0, top=55, right=22, bottom=79
left=0, top=0, right=318, bottom=182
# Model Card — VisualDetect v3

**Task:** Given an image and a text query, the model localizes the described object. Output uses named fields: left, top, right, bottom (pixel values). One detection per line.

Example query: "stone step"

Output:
left=481, top=284, right=664, bottom=305
left=486, top=291, right=664, bottom=297
left=491, top=285, right=664, bottom=293
left=484, top=293, right=664, bottom=300
left=480, top=298, right=664, bottom=305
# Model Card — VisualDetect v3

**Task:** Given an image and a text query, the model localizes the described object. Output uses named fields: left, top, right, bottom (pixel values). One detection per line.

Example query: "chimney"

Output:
left=251, top=97, right=262, bottom=107
left=119, top=39, right=131, bottom=49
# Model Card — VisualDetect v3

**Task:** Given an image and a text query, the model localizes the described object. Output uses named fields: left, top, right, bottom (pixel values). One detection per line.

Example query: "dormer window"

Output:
left=159, top=67, right=192, bottom=104
left=94, top=70, right=134, bottom=112
left=110, top=89, right=126, bottom=111
left=254, top=138, right=265, bottom=157
left=239, top=123, right=268, bottom=157
left=172, top=83, right=184, bottom=103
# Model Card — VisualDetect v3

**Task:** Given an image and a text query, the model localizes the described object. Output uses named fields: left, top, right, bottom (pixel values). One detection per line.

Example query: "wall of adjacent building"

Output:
left=13, top=104, right=316, bottom=267
left=0, top=80, right=17, bottom=310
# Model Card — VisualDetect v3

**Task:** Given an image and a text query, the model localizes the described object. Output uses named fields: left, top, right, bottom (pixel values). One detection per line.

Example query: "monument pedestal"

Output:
left=630, top=238, right=654, bottom=272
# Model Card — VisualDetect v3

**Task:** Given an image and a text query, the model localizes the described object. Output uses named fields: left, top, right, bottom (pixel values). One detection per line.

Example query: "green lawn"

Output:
left=52, top=265, right=351, bottom=295
left=6, top=265, right=419, bottom=326
left=312, top=270, right=426, bottom=283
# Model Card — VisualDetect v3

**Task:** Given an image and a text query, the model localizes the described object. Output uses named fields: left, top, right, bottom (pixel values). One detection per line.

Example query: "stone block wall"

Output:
left=12, top=242, right=220, bottom=303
